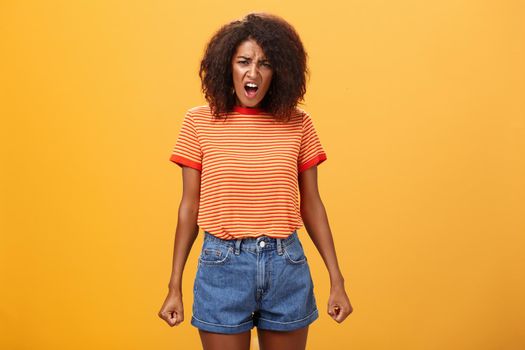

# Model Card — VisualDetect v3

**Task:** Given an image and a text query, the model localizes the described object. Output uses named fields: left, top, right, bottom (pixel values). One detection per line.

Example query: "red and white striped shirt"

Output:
left=169, top=104, right=327, bottom=239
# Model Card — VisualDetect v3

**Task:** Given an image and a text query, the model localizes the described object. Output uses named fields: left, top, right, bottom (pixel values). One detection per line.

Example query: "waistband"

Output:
left=203, top=230, right=299, bottom=256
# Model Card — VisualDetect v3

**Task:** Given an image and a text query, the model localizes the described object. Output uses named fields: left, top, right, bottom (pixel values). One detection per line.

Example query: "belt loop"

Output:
left=276, top=238, right=283, bottom=255
left=235, top=237, right=242, bottom=255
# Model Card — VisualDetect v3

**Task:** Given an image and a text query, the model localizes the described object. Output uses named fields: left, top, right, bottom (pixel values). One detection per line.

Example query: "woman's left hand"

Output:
left=327, top=282, right=353, bottom=323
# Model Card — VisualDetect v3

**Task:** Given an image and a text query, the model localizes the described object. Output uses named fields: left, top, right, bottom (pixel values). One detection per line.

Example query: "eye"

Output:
left=238, top=60, right=249, bottom=65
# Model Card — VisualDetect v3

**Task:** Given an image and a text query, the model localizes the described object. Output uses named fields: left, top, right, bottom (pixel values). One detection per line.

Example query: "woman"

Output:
left=159, top=12, right=353, bottom=350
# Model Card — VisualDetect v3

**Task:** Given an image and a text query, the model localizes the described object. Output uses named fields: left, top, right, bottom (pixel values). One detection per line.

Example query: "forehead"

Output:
left=233, top=39, right=267, bottom=58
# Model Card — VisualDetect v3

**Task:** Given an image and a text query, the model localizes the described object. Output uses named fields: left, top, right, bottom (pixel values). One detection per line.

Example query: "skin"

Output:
left=158, top=39, right=353, bottom=350
left=231, top=39, right=273, bottom=108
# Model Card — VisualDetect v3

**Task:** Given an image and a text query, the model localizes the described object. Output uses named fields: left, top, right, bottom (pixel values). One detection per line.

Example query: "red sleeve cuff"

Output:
left=298, top=153, right=327, bottom=173
left=169, top=154, right=202, bottom=171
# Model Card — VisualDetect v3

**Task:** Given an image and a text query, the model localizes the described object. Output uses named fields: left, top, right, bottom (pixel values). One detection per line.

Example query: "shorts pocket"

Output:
left=283, top=238, right=307, bottom=265
left=198, top=243, right=233, bottom=265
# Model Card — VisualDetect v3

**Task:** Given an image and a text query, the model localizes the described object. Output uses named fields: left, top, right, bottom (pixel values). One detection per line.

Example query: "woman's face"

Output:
left=231, top=39, right=273, bottom=108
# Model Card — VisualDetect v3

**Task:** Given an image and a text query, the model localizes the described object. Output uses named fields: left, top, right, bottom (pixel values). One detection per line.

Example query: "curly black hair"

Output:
left=199, top=12, right=309, bottom=122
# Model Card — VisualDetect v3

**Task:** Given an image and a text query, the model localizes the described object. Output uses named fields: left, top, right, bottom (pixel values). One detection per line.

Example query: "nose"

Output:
left=247, top=63, right=259, bottom=78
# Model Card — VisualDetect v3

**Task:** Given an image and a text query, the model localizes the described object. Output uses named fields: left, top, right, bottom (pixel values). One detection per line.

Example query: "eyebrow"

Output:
left=236, top=55, right=270, bottom=62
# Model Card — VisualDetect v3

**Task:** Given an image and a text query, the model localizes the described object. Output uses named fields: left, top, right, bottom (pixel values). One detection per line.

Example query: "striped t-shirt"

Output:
left=169, top=104, right=327, bottom=239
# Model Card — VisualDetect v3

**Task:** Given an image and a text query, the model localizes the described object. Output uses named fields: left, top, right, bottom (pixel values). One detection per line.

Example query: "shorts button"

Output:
left=259, top=241, right=266, bottom=248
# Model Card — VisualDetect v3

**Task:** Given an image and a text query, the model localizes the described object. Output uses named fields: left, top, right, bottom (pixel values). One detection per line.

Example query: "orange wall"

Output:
left=1, top=1, right=524, bottom=349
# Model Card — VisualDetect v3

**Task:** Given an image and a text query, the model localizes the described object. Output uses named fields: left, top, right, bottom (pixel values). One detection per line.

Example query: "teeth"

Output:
left=246, top=82, right=258, bottom=88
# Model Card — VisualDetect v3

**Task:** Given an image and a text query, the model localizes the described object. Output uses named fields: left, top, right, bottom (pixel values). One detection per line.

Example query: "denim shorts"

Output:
left=191, top=230, right=319, bottom=334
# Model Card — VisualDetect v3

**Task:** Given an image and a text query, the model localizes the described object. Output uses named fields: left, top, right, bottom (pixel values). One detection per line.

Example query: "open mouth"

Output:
left=244, top=82, right=259, bottom=98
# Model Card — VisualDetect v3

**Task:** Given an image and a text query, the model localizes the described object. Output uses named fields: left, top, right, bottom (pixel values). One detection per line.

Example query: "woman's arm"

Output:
left=299, top=166, right=343, bottom=284
left=168, top=166, right=202, bottom=291
left=299, top=165, right=353, bottom=322
left=159, top=166, right=201, bottom=327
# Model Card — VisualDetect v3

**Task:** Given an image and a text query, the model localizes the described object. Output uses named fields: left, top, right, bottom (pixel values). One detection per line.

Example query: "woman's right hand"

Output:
left=158, top=289, right=184, bottom=327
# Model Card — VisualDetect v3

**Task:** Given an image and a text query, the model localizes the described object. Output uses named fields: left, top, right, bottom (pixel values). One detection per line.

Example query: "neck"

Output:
left=233, top=104, right=264, bottom=115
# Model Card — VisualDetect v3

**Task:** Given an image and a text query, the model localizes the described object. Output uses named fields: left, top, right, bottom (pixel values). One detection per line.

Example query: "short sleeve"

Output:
left=169, top=110, right=203, bottom=171
left=298, top=112, right=327, bottom=173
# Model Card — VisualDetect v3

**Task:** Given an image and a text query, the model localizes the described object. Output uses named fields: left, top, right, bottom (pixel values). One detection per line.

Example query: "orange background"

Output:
left=1, top=1, right=524, bottom=349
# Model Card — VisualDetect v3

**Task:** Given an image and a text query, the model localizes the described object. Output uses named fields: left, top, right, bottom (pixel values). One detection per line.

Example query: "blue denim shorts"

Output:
left=191, top=230, right=319, bottom=334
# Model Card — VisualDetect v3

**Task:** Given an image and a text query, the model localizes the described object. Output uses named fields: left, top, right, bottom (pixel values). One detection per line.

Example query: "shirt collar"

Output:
left=233, top=105, right=265, bottom=115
